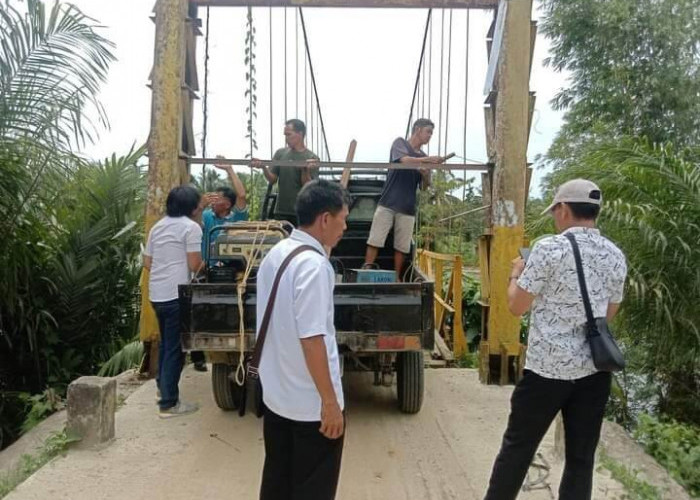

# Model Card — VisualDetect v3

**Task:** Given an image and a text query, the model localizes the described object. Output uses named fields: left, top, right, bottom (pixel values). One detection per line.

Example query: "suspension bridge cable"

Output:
left=438, top=9, right=445, bottom=156
left=299, top=7, right=331, bottom=161
left=269, top=6, right=274, bottom=159
left=427, top=15, right=433, bottom=155
left=295, top=8, right=299, bottom=117
left=444, top=9, right=453, bottom=156
left=463, top=10, right=470, bottom=204
left=405, top=9, right=433, bottom=139
left=201, top=6, right=211, bottom=182
left=284, top=7, right=288, bottom=119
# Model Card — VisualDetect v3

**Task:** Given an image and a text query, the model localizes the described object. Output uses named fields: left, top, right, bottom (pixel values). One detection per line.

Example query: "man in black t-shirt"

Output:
left=363, top=118, right=443, bottom=279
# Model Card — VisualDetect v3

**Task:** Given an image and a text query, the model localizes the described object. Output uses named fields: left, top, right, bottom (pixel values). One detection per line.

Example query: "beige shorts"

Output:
left=367, top=205, right=415, bottom=254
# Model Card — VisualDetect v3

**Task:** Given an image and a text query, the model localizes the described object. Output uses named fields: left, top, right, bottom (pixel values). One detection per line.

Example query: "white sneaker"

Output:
left=159, top=401, right=199, bottom=419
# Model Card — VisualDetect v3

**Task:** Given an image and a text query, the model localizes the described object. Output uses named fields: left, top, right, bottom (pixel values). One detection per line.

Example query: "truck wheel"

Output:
left=396, top=351, right=424, bottom=414
left=212, top=363, right=243, bottom=410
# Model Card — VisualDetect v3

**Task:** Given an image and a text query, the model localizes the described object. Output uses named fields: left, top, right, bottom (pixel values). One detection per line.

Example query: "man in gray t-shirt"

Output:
left=363, top=118, right=443, bottom=278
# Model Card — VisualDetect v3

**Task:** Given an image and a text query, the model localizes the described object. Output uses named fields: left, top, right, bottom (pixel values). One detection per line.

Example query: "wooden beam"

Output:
left=141, top=0, right=189, bottom=352
left=194, top=0, right=498, bottom=8
left=486, top=0, right=531, bottom=382
left=340, top=139, right=357, bottom=188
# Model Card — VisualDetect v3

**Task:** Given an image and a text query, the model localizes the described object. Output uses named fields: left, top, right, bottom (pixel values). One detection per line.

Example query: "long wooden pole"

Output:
left=140, top=0, right=188, bottom=370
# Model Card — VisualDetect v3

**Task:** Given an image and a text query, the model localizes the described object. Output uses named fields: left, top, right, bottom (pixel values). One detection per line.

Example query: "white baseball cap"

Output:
left=541, top=179, right=602, bottom=215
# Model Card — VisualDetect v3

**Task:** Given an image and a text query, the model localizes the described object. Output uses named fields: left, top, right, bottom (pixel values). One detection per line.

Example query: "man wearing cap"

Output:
left=484, top=179, right=627, bottom=500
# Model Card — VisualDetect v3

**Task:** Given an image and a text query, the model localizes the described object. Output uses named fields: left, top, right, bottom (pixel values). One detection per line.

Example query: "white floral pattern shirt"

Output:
left=518, top=227, right=627, bottom=380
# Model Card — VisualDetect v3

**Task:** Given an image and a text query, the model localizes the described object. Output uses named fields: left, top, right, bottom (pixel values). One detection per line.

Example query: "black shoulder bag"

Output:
left=565, top=233, right=625, bottom=372
left=240, top=244, right=323, bottom=417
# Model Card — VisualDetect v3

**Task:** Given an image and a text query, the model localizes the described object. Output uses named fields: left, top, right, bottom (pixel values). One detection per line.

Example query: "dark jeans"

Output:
left=485, top=370, right=611, bottom=500
left=260, top=408, right=344, bottom=500
left=152, top=299, right=184, bottom=410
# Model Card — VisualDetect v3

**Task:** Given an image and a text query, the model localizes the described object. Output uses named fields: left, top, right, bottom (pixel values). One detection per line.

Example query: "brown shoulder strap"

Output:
left=247, top=244, right=323, bottom=378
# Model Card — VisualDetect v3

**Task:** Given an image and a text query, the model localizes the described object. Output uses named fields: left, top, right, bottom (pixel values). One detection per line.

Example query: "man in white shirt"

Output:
left=256, top=179, right=350, bottom=500
left=143, top=186, right=203, bottom=418
left=484, top=179, right=627, bottom=499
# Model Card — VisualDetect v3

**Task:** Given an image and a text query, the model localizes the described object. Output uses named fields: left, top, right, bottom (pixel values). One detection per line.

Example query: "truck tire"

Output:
left=396, top=351, right=424, bottom=414
left=212, top=363, right=243, bottom=411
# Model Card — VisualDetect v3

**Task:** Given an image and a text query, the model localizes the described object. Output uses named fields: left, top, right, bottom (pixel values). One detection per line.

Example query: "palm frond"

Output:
left=0, top=0, right=115, bottom=151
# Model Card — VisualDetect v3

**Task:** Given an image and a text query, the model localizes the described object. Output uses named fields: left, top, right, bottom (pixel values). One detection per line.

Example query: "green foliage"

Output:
left=539, top=140, right=700, bottom=424
left=540, top=0, right=700, bottom=152
left=417, top=171, right=483, bottom=265
left=0, top=430, right=78, bottom=499
left=598, top=451, right=661, bottom=500
left=19, top=388, right=64, bottom=434
left=97, top=340, right=144, bottom=377
left=0, top=0, right=125, bottom=449
left=461, top=271, right=482, bottom=351
left=634, top=415, right=700, bottom=496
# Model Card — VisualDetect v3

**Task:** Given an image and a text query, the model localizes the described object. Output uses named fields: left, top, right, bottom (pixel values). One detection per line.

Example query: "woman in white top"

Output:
left=143, top=186, right=203, bottom=418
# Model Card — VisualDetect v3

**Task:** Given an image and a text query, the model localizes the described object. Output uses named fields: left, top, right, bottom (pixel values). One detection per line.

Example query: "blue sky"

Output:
left=70, top=1, right=568, bottom=197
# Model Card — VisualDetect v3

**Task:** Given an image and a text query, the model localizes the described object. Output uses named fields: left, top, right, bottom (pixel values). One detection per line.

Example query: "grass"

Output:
left=0, top=430, right=78, bottom=499
left=599, top=450, right=661, bottom=500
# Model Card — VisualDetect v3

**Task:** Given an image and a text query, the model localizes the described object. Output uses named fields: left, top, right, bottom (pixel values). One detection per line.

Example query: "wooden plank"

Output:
left=527, top=91, right=536, bottom=143
left=478, top=235, right=491, bottom=299
left=483, top=0, right=507, bottom=94
left=434, top=293, right=455, bottom=314
left=340, top=139, right=357, bottom=188
left=452, top=256, right=467, bottom=357
left=529, top=20, right=537, bottom=78
left=436, top=270, right=454, bottom=336
left=483, top=105, right=496, bottom=163
left=434, top=331, right=455, bottom=361
left=194, top=0, right=499, bottom=9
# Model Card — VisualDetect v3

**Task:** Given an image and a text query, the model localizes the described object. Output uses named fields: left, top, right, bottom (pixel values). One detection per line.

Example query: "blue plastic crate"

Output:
left=349, top=269, right=397, bottom=283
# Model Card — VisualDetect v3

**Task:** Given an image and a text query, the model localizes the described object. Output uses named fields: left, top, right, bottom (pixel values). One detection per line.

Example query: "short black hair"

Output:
left=216, top=186, right=236, bottom=206
left=295, top=180, right=351, bottom=227
left=412, top=118, right=435, bottom=134
left=166, top=185, right=201, bottom=217
left=565, top=202, right=600, bottom=220
left=286, top=119, right=307, bottom=138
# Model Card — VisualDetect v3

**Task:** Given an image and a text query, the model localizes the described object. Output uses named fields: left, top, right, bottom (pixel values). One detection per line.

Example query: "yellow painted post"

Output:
left=453, top=255, right=466, bottom=357
left=434, top=259, right=444, bottom=332
left=139, top=0, right=189, bottom=347
left=485, top=0, right=532, bottom=382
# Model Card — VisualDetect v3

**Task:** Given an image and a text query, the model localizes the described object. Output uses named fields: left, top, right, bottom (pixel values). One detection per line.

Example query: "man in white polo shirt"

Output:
left=256, top=179, right=350, bottom=500
left=484, top=179, right=627, bottom=499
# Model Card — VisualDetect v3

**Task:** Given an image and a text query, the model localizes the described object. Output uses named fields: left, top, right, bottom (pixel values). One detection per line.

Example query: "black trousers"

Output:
left=260, top=408, right=344, bottom=500
left=485, top=369, right=611, bottom=500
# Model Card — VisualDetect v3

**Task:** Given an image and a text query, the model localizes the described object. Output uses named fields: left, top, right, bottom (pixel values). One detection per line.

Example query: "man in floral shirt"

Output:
left=484, top=179, right=627, bottom=500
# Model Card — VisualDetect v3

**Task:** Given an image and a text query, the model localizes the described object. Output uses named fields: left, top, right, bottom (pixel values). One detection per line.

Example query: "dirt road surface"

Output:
left=5, top=368, right=639, bottom=500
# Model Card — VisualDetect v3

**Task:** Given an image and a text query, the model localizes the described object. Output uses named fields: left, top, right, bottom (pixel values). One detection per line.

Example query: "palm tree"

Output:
left=0, top=0, right=116, bottom=447
left=540, top=139, right=700, bottom=424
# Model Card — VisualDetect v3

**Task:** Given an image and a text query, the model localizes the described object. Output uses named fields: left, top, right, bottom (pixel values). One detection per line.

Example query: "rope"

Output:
left=234, top=221, right=272, bottom=386
left=201, top=6, right=211, bottom=181
left=299, top=8, right=331, bottom=161
left=405, top=9, right=433, bottom=139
